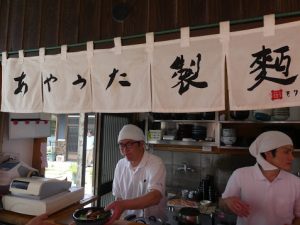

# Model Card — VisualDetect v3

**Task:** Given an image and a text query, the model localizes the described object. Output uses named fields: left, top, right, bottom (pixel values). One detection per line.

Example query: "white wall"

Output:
left=1, top=113, right=34, bottom=166
left=2, top=138, right=33, bottom=165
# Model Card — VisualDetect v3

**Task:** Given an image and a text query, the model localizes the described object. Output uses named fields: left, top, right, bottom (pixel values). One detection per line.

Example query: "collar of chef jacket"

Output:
left=253, top=163, right=285, bottom=182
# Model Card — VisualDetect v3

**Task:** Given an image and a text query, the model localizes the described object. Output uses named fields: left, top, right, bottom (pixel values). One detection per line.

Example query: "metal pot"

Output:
left=124, top=214, right=168, bottom=225
left=177, top=207, right=201, bottom=225
left=230, top=110, right=250, bottom=120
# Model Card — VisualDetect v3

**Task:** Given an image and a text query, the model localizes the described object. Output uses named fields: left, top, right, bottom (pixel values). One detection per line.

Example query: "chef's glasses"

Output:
left=118, top=141, right=140, bottom=150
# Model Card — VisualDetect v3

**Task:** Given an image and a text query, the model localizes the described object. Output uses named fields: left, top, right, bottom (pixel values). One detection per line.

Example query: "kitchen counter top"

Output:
left=0, top=194, right=142, bottom=225
left=0, top=195, right=97, bottom=225
left=0, top=195, right=231, bottom=225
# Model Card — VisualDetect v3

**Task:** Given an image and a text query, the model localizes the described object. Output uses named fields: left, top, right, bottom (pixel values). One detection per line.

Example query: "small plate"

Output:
left=200, top=200, right=212, bottom=206
left=182, top=138, right=196, bottom=142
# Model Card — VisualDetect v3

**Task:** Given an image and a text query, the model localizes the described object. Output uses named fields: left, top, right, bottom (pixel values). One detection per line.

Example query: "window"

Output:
left=45, top=113, right=96, bottom=196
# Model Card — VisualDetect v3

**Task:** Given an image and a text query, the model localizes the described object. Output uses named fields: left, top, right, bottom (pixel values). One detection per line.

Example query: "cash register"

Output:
left=2, top=176, right=84, bottom=216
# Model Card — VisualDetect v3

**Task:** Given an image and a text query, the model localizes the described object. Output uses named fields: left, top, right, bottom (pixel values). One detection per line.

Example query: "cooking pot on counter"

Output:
left=177, top=207, right=202, bottom=225
left=176, top=208, right=236, bottom=225
left=124, top=214, right=170, bottom=225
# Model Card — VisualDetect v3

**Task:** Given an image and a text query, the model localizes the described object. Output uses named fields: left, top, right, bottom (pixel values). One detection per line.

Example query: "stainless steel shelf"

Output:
left=219, top=145, right=248, bottom=149
left=146, top=112, right=300, bottom=154
left=219, top=120, right=300, bottom=124
left=153, top=119, right=300, bottom=124
left=147, top=140, right=217, bottom=146
left=153, top=120, right=217, bottom=123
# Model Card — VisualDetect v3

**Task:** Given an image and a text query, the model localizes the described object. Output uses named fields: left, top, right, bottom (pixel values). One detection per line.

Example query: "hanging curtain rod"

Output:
left=3, top=10, right=300, bottom=59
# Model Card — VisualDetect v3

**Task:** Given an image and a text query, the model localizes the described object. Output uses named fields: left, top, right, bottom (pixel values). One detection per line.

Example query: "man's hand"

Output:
left=26, top=214, right=54, bottom=225
left=104, top=190, right=162, bottom=225
left=223, top=196, right=250, bottom=217
left=105, top=200, right=126, bottom=225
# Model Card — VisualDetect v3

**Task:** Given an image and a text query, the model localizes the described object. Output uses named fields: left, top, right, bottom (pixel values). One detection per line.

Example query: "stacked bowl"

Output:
left=191, top=125, right=207, bottom=141
left=230, top=111, right=250, bottom=120
left=221, top=128, right=237, bottom=146
left=272, top=108, right=290, bottom=121
left=254, top=109, right=272, bottom=121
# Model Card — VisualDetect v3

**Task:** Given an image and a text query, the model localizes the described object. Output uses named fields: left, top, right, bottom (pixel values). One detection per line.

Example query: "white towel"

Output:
left=249, top=131, right=293, bottom=170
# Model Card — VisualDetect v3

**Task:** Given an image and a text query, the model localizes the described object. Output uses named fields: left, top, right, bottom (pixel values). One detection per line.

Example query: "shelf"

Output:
left=153, top=119, right=300, bottom=124
left=150, top=144, right=250, bottom=154
left=219, top=120, right=300, bottom=124
left=146, top=112, right=300, bottom=155
left=148, top=139, right=217, bottom=146
left=153, top=120, right=217, bottom=123
left=150, top=144, right=216, bottom=153
left=152, top=145, right=300, bottom=155
left=215, top=148, right=250, bottom=154
left=219, top=145, right=248, bottom=149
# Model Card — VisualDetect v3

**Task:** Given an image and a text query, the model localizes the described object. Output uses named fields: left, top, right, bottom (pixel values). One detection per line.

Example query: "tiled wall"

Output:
left=151, top=148, right=300, bottom=198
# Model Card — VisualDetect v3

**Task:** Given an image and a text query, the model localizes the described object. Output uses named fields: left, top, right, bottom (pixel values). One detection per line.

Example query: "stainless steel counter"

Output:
left=166, top=207, right=236, bottom=225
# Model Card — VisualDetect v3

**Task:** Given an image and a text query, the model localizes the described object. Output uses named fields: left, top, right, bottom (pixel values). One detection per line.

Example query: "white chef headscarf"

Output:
left=249, top=131, right=293, bottom=170
left=118, top=124, right=145, bottom=143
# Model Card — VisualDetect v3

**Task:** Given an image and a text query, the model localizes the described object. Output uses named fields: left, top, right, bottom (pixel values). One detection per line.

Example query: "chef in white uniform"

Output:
left=220, top=131, right=300, bottom=225
left=105, top=124, right=167, bottom=224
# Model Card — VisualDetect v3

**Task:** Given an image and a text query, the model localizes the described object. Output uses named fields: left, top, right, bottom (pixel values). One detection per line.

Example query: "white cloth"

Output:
left=41, top=50, right=92, bottom=113
left=222, top=164, right=300, bottom=225
left=151, top=33, right=225, bottom=112
left=112, top=151, right=167, bottom=220
left=91, top=44, right=151, bottom=112
left=227, top=20, right=300, bottom=110
left=118, top=124, right=145, bottom=142
left=1, top=55, right=43, bottom=113
left=249, top=131, right=293, bottom=170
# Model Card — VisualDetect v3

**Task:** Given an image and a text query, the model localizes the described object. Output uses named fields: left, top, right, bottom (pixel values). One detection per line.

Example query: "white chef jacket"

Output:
left=112, top=150, right=167, bottom=220
left=222, top=164, right=300, bottom=225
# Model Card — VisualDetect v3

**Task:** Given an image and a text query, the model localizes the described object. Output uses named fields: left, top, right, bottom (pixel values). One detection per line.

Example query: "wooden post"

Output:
left=32, top=137, right=47, bottom=176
